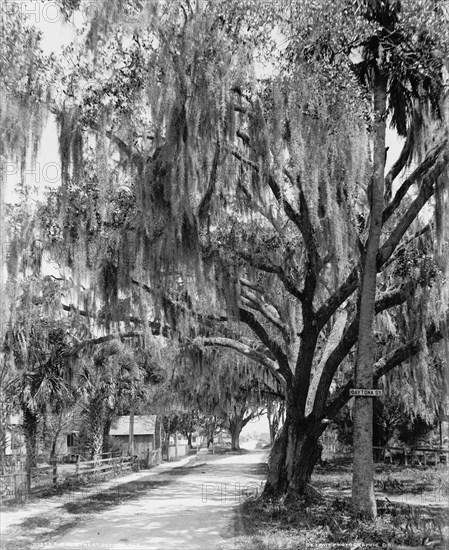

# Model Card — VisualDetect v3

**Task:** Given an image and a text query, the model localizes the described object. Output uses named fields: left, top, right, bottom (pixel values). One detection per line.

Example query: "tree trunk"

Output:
left=23, top=408, right=39, bottom=469
left=306, top=306, right=348, bottom=415
left=128, top=404, right=135, bottom=456
left=187, top=432, right=192, bottom=447
left=86, top=394, right=104, bottom=459
left=50, top=428, right=61, bottom=460
left=0, top=397, right=7, bottom=474
left=263, top=410, right=322, bottom=500
left=229, top=418, right=243, bottom=451
left=155, top=416, right=161, bottom=449
left=352, top=71, right=387, bottom=520
left=102, top=413, right=113, bottom=454
left=267, top=402, right=281, bottom=445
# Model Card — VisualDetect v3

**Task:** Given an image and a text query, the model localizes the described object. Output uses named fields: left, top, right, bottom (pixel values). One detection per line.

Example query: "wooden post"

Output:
left=25, top=455, right=31, bottom=496
left=75, top=454, right=80, bottom=480
left=174, top=431, right=178, bottom=460
left=13, top=473, right=17, bottom=500
left=52, top=459, right=58, bottom=485
left=404, top=447, right=408, bottom=466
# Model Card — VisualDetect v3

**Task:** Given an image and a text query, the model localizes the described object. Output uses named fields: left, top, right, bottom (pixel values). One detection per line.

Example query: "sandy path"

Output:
left=25, top=450, right=266, bottom=550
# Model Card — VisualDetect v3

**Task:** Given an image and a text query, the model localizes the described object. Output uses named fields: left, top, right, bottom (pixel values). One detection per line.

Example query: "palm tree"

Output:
left=77, top=340, right=144, bottom=459
left=4, top=319, right=72, bottom=477
left=351, top=0, right=446, bottom=518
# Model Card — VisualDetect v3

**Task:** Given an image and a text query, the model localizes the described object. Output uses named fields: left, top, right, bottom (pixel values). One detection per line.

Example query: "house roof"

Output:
left=110, top=415, right=157, bottom=436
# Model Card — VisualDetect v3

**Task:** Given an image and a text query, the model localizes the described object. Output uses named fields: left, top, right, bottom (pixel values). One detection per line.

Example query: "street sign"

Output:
left=349, top=389, right=383, bottom=397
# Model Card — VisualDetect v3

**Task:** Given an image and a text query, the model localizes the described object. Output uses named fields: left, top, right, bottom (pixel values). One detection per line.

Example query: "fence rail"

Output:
left=0, top=454, right=138, bottom=503
left=373, top=446, right=449, bottom=467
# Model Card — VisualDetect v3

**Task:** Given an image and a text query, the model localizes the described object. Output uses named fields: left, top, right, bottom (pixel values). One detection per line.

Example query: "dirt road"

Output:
left=1, top=450, right=267, bottom=550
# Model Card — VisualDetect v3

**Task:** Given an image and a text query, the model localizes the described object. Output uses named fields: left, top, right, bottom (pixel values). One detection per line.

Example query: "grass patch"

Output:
left=374, top=466, right=449, bottom=496
left=313, top=460, right=449, bottom=499
left=211, top=446, right=253, bottom=455
left=2, top=513, right=84, bottom=550
left=230, top=461, right=449, bottom=550
left=231, top=494, right=448, bottom=550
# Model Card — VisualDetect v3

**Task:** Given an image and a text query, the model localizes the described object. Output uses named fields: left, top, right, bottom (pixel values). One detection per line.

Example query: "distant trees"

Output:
left=171, top=347, right=281, bottom=451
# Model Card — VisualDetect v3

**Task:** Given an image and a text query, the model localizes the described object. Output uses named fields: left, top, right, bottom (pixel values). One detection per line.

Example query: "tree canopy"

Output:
left=0, top=0, right=448, bottom=516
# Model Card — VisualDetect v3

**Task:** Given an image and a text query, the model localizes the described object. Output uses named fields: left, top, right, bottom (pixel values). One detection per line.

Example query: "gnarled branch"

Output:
left=194, top=336, right=286, bottom=387
left=324, top=316, right=447, bottom=421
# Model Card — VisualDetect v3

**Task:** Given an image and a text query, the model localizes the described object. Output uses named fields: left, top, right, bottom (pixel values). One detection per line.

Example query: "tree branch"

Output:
left=131, top=278, right=227, bottom=330
left=383, top=137, right=447, bottom=223
left=51, top=106, right=143, bottom=168
left=381, top=223, right=432, bottom=272
left=316, top=267, right=359, bottom=332
left=240, top=287, right=287, bottom=337
left=239, top=308, right=292, bottom=384
left=64, top=332, right=143, bottom=356
left=229, top=148, right=307, bottom=246
left=61, top=302, right=171, bottom=337
left=311, top=283, right=413, bottom=419
left=240, top=277, right=289, bottom=331
left=324, top=317, right=447, bottom=421
left=194, top=336, right=286, bottom=387
left=316, top=145, right=447, bottom=332
left=378, top=148, right=448, bottom=267
left=384, top=128, right=414, bottom=202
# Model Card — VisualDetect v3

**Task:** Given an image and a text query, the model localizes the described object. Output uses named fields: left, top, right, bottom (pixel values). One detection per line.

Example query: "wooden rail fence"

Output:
left=0, top=454, right=138, bottom=503
left=373, top=446, right=449, bottom=467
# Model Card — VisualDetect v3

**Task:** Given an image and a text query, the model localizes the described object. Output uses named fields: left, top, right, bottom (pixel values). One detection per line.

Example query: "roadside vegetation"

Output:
left=231, top=458, right=449, bottom=550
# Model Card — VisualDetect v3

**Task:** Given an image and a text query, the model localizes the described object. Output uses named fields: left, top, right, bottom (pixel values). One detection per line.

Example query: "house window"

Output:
left=67, top=433, right=77, bottom=447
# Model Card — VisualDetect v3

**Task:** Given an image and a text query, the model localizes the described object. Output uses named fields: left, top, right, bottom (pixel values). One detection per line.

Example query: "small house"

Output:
left=110, top=415, right=159, bottom=460
left=5, top=414, right=25, bottom=456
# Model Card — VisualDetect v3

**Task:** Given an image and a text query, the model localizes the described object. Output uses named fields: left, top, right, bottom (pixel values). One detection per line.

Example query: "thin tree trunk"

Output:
left=50, top=428, right=61, bottom=460
left=102, top=413, right=113, bottom=454
left=155, top=416, right=161, bottom=449
left=267, top=404, right=276, bottom=445
left=128, top=404, right=135, bottom=456
left=352, top=71, right=387, bottom=520
left=0, top=397, right=7, bottom=474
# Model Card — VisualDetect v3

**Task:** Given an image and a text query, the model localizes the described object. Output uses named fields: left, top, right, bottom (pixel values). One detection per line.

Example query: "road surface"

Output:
left=8, top=450, right=267, bottom=550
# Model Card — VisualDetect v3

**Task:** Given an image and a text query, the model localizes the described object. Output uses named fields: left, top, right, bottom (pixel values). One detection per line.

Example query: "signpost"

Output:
left=350, top=389, right=383, bottom=397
